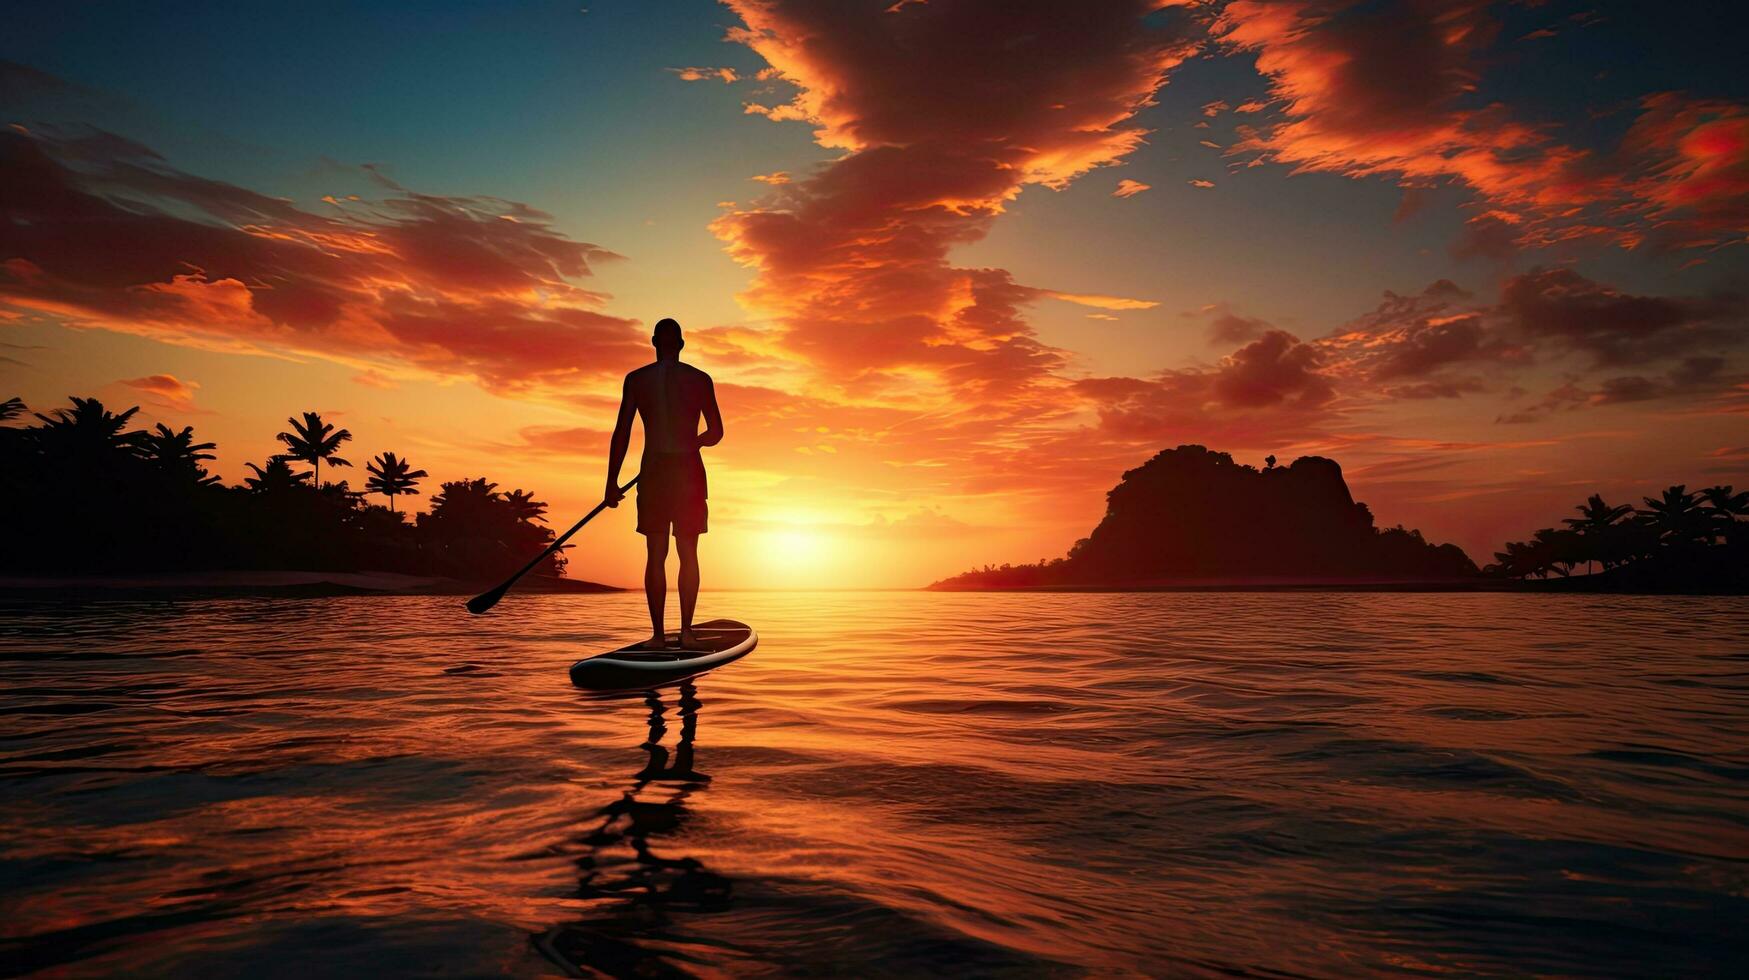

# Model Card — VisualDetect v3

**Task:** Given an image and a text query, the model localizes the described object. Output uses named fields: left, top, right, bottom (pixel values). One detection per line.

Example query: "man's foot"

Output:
left=678, top=628, right=710, bottom=651
left=639, top=634, right=669, bottom=650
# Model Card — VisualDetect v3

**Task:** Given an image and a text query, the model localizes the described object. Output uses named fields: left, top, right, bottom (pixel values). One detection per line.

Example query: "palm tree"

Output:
left=427, top=478, right=501, bottom=519
left=504, top=489, right=548, bottom=524
left=0, top=397, right=24, bottom=452
left=1532, top=527, right=1579, bottom=577
left=1699, top=485, right=1749, bottom=546
left=32, top=397, right=143, bottom=454
left=1562, top=493, right=1632, bottom=574
left=277, top=411, right=352, bottom=487
left=1638, top=485, right=1708, bottom=549
left=243, top=456, right=311, bottom=494
left=364, top=452, right=428, bottom=511
left=1490, top=540, right=1538, bottom=579
left=140, top=423, right=220, bottom=486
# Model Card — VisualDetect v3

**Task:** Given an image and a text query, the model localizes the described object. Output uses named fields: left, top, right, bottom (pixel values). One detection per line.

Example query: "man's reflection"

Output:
left=535, top=682, right=730, bottom=975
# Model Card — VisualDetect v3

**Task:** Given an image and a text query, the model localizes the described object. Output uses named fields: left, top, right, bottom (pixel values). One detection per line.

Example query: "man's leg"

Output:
left=642, top=529, right=669, bottom=648
left=675, top=532, right=702, bottom=649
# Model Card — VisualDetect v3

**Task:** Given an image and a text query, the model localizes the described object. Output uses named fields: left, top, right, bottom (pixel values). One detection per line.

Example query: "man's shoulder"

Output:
left=681, top=363, right=713, bottom=383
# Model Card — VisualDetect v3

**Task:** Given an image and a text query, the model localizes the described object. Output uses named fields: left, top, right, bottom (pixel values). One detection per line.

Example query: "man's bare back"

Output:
left=605, top=319, right=723, bottom=650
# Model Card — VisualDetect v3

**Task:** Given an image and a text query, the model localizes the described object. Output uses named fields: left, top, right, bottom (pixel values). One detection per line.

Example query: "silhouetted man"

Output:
left=606, top=318, right=723, bottom=650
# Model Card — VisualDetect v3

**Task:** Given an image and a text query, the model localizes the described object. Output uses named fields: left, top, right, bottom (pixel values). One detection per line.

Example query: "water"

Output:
left=1, top=592, right=1745, bottom=977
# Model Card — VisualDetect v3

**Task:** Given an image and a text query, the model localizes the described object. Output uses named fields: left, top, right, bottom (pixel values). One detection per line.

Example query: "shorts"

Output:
left=637, top=450, right=708, bottom=536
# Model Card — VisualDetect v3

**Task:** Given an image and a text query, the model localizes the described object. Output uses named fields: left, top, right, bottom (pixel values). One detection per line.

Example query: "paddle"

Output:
left=465, top=475, right=639, bottom=615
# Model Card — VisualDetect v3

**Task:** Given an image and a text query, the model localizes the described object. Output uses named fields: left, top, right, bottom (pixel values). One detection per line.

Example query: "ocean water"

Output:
left=1, top=592, right=1746, bottom=977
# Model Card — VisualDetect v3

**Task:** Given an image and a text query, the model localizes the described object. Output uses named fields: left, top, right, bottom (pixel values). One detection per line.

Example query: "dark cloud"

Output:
left=1207, top=312, right=1272, bottom=345
left=1317, top=280, right=1517, bottom=392
left=1383, top=379, right=1488, bottom=400
left=1371, top=314, right=1493, bottom=380
left=1450, top=212, right=1521, bottom=263
left=1212, top=330, right=1335, bottom=408
left=1494, top=354, right=1740, bottom=420
left=1593, top=375, right=1664, bottom=404
left=1498, top=266, right=1745, bottom=366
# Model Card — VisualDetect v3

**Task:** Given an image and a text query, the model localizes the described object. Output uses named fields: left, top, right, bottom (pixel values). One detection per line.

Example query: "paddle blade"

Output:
left=465, top=585, right=508, bottom=615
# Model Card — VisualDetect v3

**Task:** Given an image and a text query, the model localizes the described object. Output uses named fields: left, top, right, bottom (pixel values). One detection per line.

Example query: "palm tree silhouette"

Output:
left=34, top=399, right=141, bottom=444
left=244, top=456, right=312, bottom=494
left=1638, top=485, right=1708, bottom=549
left=1491, top=539, right=1539, bottom=579
left=141, top=423, right=220, bottom=486
left=1562, top=493, right=1632, bottom=574
left=365, top=452, right=428, bottom=512
left=277, top=411, right=352, bottom=487
left=504, top=488, right=549, bottom=524
left=1531, top=527, right=1578, bottom=577
left=32, top=397, right=144, bottom=456
left=1699, top=485, right=1748, bottom=545
left=0, top=397, right=26, bottom=452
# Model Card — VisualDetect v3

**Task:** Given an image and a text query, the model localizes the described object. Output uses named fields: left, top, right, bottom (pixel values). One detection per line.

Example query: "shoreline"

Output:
left=0, top=570, right=626, bottom=600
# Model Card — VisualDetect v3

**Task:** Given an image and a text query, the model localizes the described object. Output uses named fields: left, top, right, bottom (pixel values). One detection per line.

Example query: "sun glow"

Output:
left=763, top=528, right=828, bottom=566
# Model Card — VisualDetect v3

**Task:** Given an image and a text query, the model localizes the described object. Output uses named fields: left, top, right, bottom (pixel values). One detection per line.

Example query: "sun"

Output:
left=766, top=528, right=826, bottom=565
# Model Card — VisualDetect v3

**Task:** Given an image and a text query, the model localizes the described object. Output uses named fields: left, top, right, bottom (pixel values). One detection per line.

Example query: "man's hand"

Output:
left=604, top=481, right=624, bottom=508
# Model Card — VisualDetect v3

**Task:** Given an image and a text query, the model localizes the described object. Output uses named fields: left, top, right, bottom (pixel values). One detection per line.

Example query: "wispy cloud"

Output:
left=668, top=66, right=740, bottom=83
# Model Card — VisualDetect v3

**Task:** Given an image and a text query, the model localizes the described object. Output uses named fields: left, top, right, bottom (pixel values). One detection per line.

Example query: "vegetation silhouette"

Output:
left=1488, top=485, right=1747, bottom=591
left=932, top=445, right=1475, bottom=589
left=364, top=451, right=427, bottom=512
left=277, top=411, right=352, bottom=487
left=0, top=395, right=565, bottom=581
left=931, top=443, right=1746, bottom=593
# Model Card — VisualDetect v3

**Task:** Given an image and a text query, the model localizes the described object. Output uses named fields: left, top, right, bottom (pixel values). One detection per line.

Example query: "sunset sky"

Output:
left=3, top=0, right=1746, bottom=588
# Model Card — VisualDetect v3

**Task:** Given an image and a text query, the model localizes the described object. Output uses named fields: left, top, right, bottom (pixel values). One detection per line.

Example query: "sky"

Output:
left=2, top=0, right=1746, bottom=589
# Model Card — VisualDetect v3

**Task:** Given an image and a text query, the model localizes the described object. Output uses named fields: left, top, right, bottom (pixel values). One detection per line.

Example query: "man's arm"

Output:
left=605, top=375, right=636, bottom=505
left=696, top=375, right=724, bottom=448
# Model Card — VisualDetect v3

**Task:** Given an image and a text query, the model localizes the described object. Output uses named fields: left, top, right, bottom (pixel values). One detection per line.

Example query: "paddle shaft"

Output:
left=485, top=475, right=637, bottom=603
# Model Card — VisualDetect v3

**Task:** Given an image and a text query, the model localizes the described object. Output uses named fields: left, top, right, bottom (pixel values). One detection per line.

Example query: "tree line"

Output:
left=0, top=395, right=565, bottom=580
left=1487, top=487, right=1747, bottom=588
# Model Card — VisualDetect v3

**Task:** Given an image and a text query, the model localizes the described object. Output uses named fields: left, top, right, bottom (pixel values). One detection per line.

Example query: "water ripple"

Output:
left=1, top=592, right=1746, bottom=976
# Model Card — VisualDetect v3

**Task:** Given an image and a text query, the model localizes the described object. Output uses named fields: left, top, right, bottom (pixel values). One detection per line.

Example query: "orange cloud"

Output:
left=0, top=128, right=645, bottom=393
left=1047, top=291, right=1159, bottom=311
left=711, top=0, right=1196, bottom=415
left=1213, top=0, right=1749, bottom=250
left=120, top=373, right=202, bottom=412
left=1113, top=178, right=1151, bottom=198
left=669, top=66, right=740, bottom=83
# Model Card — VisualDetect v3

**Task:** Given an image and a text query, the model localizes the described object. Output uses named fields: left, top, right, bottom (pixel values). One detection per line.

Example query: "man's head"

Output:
left=652, top=317, right=683, bottom=357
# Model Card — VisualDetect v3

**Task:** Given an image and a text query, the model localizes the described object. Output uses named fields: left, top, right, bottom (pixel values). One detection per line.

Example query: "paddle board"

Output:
left=570, top=618, right=756, bottom=692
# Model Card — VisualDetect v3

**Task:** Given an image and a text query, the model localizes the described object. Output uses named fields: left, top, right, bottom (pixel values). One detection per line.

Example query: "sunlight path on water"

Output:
left=1, top=592, right=1746, bottom=976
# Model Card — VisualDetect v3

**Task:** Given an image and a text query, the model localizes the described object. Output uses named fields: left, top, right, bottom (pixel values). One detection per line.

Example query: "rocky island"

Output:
left=931, top=445, right=1476, bottom=590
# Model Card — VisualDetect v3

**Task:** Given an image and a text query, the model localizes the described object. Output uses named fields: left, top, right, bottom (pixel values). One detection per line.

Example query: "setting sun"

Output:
left=764, top=529, right=827, bottom=566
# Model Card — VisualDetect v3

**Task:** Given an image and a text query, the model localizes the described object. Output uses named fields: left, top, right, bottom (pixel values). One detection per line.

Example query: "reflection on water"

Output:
left=1, top=591, right=1746, bottom=976
left=536, top=682, right=735, bottom=976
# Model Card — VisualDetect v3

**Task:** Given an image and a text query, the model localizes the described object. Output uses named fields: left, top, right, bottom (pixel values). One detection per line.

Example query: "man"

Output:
left=606, top=318, right=723, bottom=650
